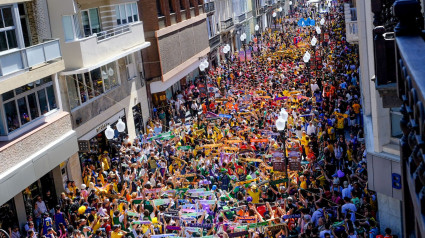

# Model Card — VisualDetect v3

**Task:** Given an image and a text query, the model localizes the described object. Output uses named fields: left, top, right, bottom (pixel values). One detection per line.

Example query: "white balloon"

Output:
left=116, top=118, right=126, bottom=132
left=105, top=125, right=115, bottom=139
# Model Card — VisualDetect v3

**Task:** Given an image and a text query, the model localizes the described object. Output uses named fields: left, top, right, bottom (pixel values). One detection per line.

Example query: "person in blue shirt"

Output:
left=54, top=205, right=67, bottom=231
left=41, top=213, right=53, bottom=236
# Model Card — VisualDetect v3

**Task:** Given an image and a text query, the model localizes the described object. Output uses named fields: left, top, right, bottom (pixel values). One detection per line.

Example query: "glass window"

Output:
left=157, top=0, right=163, bottom=16
left=169, top=0, right=175, bottom=13
left=15, top=83, right=34, bottom=95
left=62, top=16, right=75, bottom=41
left=81, top=11, right=91, bottom=37
left=37, top=88, right=49, bottom=114
left=89, top=8, right=101, bottom=33
left=2, top=90, right=14, bottom=101
left=4, top=101, right=19, bottom=133
left=90, top=68, right=103, bottom=97
left=126, top=4, right=133, bottom=23
left=391, top=107, right=402, bottom=138
left=46, top=85, right=57, bottom=110
left=120, top=5, right=127, bottom=24
left=108, top=62, right=119, bottom=88
left=27, top=93, right=39, bottom=120
left=82, top=73, right=92, bottom=100
left=17, top=97, right=29, bottom=125
left=115, top=6, right=121, bottom=25
left=101, top=66, right=110, bottom=91
left=0, top=6, right=18, bottom=52
left=0, top=31, right=7, bottom=51
left=132, top=3, right=138, bottom=21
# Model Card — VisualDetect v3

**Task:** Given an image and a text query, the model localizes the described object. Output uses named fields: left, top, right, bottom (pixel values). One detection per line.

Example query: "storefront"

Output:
left=0, top=199, right=18, bottom=231
left=132, top=103, right=145, bottom=136
left=77, top=110, right=127, bottom=168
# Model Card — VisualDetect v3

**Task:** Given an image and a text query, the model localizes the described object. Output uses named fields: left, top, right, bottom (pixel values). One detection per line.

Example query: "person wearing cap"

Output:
left=40, top=212, right=53, bottom=236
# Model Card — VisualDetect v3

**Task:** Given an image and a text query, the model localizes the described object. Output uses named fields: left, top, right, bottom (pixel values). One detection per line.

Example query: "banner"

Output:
left=282, top=214, right=301, bottom=219
left=274, top=96, right=288, bottom=101
left=250, top=139, right=269, bottom=143
left=153, top=199, right=170, bottom=206
left=246, top=50, right=252, bottom=61
left=237, top=216, right=256, bottom=222
left=238, top=50, right=245, bottom=62
left=178, top=146, right=192, bottom=151
left=166, top=226, right=181, bottom=230
left=198, top=200, right=217, bottom=205
left=241, top=158, right=263, bottom=162
left=248, top=221, right=269, bottom=228
left=151, top=234, right=177, bottom=238
left=187, top=223, right=213, bottom=229
left=219, top=114, right=232, bottom=119
left=132, top=220, right=152, bottom=225
left=228, top=231, right=249, bottom=237
left=144, top=188, right=162, bottom=194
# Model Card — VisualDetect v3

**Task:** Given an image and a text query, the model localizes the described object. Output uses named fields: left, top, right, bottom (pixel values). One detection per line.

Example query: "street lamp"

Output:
left=199, top=59, right=209, bottom=106
left=254, top=25, right=260, bottom=52
left=311, top=36, right=318, bottom=78
left=303, top=51, right=311, bottom=85
left=240, top=33, right=247, bottom=61
left=278, top=7, right=283, bottom=29
left=272, top=12, right=277, bottom=29
left=276, top=108, right=289, bottom=186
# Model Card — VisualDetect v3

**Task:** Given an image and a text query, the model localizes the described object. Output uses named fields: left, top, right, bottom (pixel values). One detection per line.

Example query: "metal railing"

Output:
left=0, top=39, right=62, bottom=77
left=221, top=17, right=234, bottom=30
left=204, top=1, right=215, bottom=13
left=96, top=24, right=131, bottom=42
left=238, top=13, right=246, bottom=23
left=209, top=34, right=221, bottom=48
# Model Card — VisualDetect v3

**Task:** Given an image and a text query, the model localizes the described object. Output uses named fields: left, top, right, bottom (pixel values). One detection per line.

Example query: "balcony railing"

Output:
left=96, top=24, right=131, bottom=42
left=221, top=18, right=234, bottom=30
left=344, top=4, right=358, bottom=44
left=238, top=13, right=246, bottom=23
left=393, top=1, right=425, bottom=237
left=209, top=34, right=221, bottom=49
left=0, top=39, right=62, bottom=77
left=204, top=1, right=215, bottom=13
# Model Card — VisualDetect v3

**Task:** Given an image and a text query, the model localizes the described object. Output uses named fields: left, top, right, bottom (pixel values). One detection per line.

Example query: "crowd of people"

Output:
left=7, top=1, right=397, bottom=238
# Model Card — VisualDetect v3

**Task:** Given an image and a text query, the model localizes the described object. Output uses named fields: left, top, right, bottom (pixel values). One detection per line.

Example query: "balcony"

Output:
left=0, top=39, right=62, bottom=77
left=344, top=4, right=358, bottom=44
left=209, top=34, right=221, bottom=49
left=393, top=1, right=425, bottom=237
left=204, top=1, right=215, bottom=13
left=62, top=22, right=149, bottom=70
left=238, top=13, right=246, bottom=23
left=221, top=18, right=234, bottom=31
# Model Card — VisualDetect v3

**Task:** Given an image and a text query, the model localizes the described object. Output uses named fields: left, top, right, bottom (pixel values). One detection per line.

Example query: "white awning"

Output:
left=150, top=58, right=200, bottom=94
left=60, top=42, right=151, bottom=75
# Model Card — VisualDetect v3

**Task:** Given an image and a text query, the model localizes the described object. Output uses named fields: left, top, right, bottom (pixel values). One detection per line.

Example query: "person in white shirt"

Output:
left=342, top=197, right=357, bottom=222
left=35, top=196, right=48, bottom=214
left=306, top=122, right=316, bottom=136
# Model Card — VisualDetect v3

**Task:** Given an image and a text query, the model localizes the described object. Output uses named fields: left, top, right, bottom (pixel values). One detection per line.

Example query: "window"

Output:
left=125, top=54, right=136, bottom=80
left=180, top=0, right=186, bottom=10
left=1, top=77, right=57, bottom=135
left=81, top=8, right=101, bottom=37
left=390, top=107, right=402, bottom=138
left=18, top=3, right=30, bottom=47
left=116, top=3, right=139, bottom=25
left=66, top=62, right=120, bottom=110
left=62, top=16, right=75, bottom=41
left=0, top=6, right=18, bottom=52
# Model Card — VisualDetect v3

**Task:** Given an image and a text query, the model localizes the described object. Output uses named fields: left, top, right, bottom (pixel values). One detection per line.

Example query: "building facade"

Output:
left=139, top=0, right=209, bottom=107
left=0, top=0, right=79, bottom=230
left=44, top=0, right=151, bottom=195
left=355, top=0, right=407, bottom=236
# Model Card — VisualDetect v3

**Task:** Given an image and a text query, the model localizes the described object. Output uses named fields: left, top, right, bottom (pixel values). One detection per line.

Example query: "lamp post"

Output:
left=303, top=51, right=311, bottom=86
left=240, top=33, right=247, bottom=62
left=199, top=59, right=209, bottom=107
left=310, top=36, right=317, bottom=78
left=272, top=12, right=277, bottom=29
left=255, top=24, right=260, bottom=53
left=276, top=108, right=289, bottom=186
left=278, top=7, right=283, bottom=29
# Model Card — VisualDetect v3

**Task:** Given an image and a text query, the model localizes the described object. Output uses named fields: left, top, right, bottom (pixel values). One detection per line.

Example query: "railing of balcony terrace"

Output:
left=238, top=13, right=246, bottom=23
left=96, top=24, right=131, bottom=42
left=209, top=34, right=221, bottom=48
left=0, top=39, right=62, bottom=77
left=204, top=2, right=215, bottom=13
left=221, top=18, right=234, bottom=30
left=393, top=0, right=425, bottom=237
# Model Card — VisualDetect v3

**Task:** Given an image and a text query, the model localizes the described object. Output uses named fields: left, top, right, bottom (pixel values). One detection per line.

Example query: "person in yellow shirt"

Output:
left=99, top=152, right=110, bottom=171
left=247, top=184, right=261, bottom=203
left=111, top=225, right=126, bottom=238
